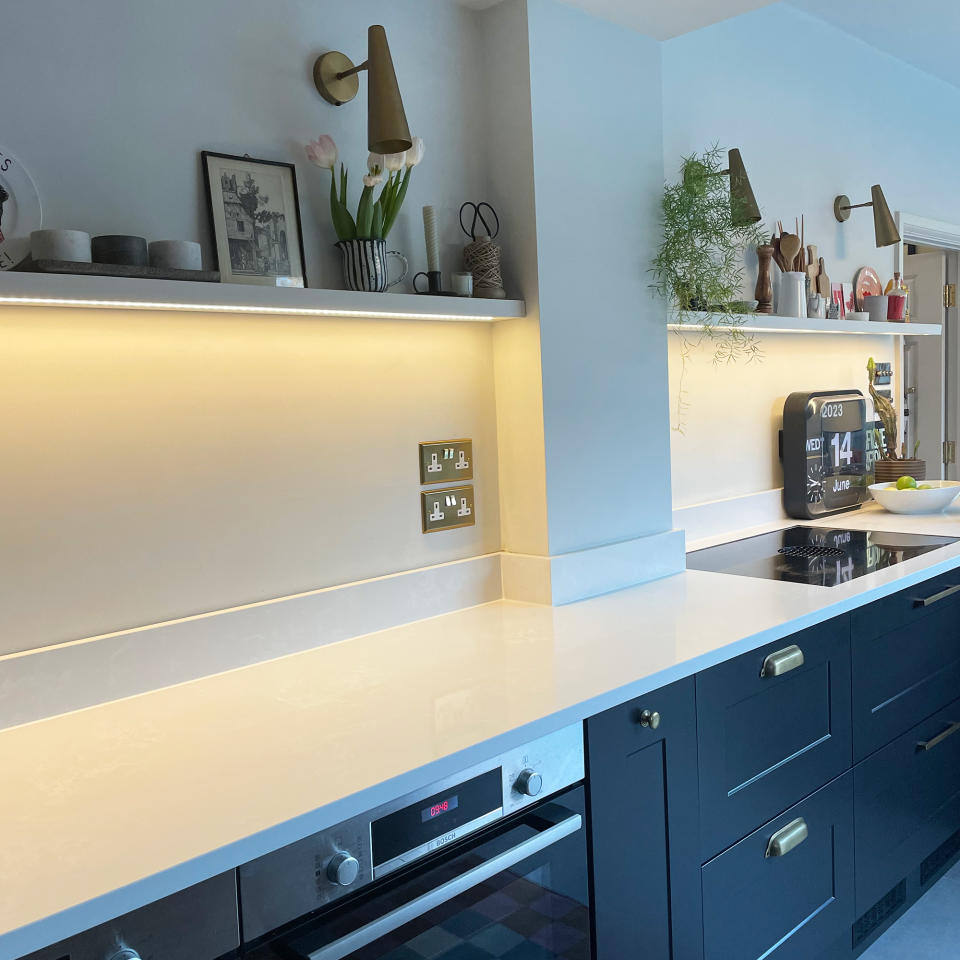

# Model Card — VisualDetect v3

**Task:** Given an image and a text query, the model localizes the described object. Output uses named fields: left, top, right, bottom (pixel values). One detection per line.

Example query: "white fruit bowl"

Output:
left=869, top=480, right=960, bottom=515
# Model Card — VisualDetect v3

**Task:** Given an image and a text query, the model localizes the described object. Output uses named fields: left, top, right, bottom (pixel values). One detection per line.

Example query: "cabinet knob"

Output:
left=639, top=709, right=661, bottom=730
left=327, top=852, right=361, bottom=887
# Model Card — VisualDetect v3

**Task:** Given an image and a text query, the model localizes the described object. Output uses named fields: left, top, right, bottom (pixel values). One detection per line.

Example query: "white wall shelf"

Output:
left=668, top=313, right=941, bottom=336
left=0, top=271, right=526, bottom=322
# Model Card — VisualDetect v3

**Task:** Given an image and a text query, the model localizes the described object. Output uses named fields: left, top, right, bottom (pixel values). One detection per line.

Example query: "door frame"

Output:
left=894, top=212, right=960, bottom=476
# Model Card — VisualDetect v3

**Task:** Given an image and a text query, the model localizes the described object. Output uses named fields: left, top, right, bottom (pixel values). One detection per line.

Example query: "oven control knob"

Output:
left=516, top=768, right=543, bottom=797
left=327, top=852, right=360, bottom=887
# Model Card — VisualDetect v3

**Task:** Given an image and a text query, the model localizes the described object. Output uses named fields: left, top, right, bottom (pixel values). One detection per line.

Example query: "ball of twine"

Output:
left=463, top=236, right=506, bottom=298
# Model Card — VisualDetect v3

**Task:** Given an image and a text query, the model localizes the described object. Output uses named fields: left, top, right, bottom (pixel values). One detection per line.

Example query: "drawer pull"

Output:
left=918, top=720, right=960, bottom=752
left=765, top=817, right=808, bottom=858
left=913, top=584, right=960, bottom=607
left=760, top=645, right=805, bottom=679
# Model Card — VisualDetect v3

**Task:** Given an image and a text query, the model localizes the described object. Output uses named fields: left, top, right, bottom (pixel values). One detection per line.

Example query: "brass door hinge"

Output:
left=944, top=440, right=957, bottom=466
left=945, top=284, right=957, bottom=308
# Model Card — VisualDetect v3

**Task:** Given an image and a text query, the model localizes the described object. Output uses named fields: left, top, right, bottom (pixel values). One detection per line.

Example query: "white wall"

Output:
left=0, top=0, right=505, bottom=652
left=662, top=2, right=960, bottom=506
left=527, top=0, right=675, bottom=554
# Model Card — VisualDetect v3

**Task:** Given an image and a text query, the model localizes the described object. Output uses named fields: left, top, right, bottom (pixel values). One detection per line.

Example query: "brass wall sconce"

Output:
left=314, top=25, right=412, bottom=155
left=683, top=148, right=761, bottom=227
left=833, top=185, right=901, bottom=247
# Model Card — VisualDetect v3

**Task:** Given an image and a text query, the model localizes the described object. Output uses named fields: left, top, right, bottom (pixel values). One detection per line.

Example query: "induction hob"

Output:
left=687, top=525, right=959, bottom=587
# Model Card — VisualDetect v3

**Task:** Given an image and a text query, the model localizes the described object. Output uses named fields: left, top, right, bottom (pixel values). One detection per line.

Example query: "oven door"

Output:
left=277, top=786, right=591, bottom=960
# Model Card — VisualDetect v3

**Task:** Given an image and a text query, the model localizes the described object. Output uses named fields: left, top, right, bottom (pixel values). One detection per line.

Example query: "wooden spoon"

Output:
left=779, top=233, right=801, bottom=272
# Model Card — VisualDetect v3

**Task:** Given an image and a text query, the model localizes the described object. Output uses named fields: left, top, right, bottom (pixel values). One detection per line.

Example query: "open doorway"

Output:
left=895, top=216, right=960, bottom=481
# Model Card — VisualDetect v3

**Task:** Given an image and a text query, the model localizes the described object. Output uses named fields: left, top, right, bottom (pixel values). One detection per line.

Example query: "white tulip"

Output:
left=383, top=151, right=406, bottom=172
left=405, top=137, right=425, bottom=168
left=367, top=152, right=384, bottom=174
left=363, top=173, right=385, bottom=188
left=305, top=135, right=338, bottom=170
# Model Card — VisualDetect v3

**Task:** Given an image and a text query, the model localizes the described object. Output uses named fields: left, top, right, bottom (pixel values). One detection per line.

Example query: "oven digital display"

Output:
left=371, top=768, right=502, bottom=869
left=422, top=795, right=459, bottom=823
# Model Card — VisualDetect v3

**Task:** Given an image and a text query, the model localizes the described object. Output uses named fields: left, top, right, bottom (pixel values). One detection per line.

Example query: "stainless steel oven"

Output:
left=240, top=724, right=590, bottom=960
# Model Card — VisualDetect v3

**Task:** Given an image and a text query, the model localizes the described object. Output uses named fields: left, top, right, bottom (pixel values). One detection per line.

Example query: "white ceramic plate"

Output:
left=0, top=147, right=41, bottom=270
left=869, top=480, right=960, bottom=515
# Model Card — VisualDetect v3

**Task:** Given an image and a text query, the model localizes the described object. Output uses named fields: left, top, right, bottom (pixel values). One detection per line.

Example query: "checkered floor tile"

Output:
left=349, top=870, right=590, bottom=960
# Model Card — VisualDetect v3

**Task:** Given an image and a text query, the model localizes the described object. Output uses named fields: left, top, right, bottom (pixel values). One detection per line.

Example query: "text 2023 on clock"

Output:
left=782, top=391, right=869, bottom=519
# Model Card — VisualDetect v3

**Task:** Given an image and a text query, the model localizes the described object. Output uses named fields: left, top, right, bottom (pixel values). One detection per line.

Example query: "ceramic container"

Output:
left=336, top=239, right=408, bottom=293
left=887, top=294, right=907, bottom=321
left=30, top=229, right=91, bottom=262
left=864, top=294, right=890, bottom=323
left=847, top=311, right=870, bottom=321
left=451, top=272, right=474, bottom=297
left=149, top=240, right=202, bottom=272
left=778, top=271, right=807, bottom=319
left=92, top=235, right=148, bottom=267
left=806, top=294, right=826, bottom=319
left=869, top=480, right=960, bottom=515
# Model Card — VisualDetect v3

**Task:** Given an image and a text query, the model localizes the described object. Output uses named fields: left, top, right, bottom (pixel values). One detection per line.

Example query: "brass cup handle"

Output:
left=760, top=644, right=805, bottom=679
left=765, top=817, right=808, bottom=858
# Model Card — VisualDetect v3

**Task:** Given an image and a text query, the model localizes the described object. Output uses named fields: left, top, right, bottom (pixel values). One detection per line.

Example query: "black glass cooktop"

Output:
left=687, top=526, right=959, bottom=587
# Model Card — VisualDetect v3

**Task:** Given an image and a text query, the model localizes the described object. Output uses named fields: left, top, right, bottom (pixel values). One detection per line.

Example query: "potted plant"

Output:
left=651, top=146, right=768, bottom=429
left=868, top=357, right=926, bottom=482
left=306, top=134, right=424, bottom=292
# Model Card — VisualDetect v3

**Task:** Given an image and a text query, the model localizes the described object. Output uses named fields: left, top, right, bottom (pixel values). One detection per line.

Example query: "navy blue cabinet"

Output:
left=587, top=676, right=702, bottom=960
left=854, top=696, right=960, bottom=916
left=696, top=616, right=853, bottom=859
left=851, top=573, right=960, bottom=761
left=701, top=772, right=854, bottom=960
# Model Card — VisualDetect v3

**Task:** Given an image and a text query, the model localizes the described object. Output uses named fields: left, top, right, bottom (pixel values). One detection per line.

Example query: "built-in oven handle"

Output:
left=289, top=803, right=582, bottom=960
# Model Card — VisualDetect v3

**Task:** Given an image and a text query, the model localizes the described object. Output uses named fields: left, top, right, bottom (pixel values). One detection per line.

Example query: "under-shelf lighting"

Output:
left=0, top=294, right=502, bottom=323
left=666, top=321, right=938, bottom=336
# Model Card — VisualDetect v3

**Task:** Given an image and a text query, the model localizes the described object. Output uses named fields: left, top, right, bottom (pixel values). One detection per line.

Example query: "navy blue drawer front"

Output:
left=702, top=772, right=854, bottom=960
left=697, top=616, right=852, bottom=859
left=854, top=696, right=960, bottom=914
left=851, top=575, right=960, bottom=761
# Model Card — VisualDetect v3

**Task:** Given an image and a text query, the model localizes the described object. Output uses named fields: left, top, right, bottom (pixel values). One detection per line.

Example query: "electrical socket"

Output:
left=419, top=439, right=473, bottom=484
left=421, top=485, right=475, bottom=533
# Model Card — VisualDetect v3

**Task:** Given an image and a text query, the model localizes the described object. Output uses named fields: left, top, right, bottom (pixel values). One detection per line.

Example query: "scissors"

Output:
left=459, top=201, right=500, bottom=241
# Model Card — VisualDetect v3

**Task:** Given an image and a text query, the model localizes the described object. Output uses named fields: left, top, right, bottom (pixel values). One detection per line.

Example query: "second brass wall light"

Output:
left=833, top=185, right=901, bottom=248
left=314, top=26, right=412, bottom=155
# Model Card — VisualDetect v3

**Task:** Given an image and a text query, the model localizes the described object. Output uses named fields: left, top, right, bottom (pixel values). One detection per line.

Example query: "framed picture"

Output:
left=201, top=151, right=307, bottom=287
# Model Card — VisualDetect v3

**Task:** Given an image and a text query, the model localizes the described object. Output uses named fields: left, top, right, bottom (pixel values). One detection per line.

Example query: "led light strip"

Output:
left=0, top=295, right=501, bottom=323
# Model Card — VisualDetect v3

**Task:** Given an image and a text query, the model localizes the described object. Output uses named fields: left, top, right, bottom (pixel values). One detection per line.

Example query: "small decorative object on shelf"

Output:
left=149, top=240, right=203, bottom=272
left=203, top=151, right=307, bottom=288
left=460, top=201, right=506, bottom=299
left=306, top=133, right=423, bottom=293
left=885, top=271, right=908, bottom=321
left=755, top=244, right=774, bottom=314
left=868, top=356, right=926, bottom=481
left=31, top=229, right=91, bottom=263
left=92, top=235, right=148, bottom=267
left=0, top=146, right=42, bottom=270
left=413, top=204, right=444, bottom=294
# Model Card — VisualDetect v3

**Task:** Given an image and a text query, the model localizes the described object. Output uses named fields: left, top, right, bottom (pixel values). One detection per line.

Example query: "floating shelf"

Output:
left=0, top=271, right=526, bottom=322
left=668, top=313, right=941, bottom=336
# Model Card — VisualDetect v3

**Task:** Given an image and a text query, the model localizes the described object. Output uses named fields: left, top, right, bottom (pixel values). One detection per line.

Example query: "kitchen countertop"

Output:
left=4, top=501, right=960, bottom=960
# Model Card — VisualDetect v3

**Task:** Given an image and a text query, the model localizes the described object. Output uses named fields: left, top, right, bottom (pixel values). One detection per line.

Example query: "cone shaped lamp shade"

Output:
left=728, top=149, right=761, bottom=227
left=871, top=184, right=901, bottom=247
left=367, top=26, right=412, bottom=155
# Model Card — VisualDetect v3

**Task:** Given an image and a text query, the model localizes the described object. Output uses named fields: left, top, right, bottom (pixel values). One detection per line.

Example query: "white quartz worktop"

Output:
left=4, top=501, right=960, bottom=959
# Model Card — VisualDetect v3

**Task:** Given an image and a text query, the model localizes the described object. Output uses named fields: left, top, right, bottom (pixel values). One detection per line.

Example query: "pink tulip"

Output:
left=306, top=135, right=338, bottom=170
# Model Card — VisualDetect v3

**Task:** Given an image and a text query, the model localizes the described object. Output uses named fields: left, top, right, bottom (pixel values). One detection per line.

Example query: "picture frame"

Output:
left=201, top=151, right=307, bottom=288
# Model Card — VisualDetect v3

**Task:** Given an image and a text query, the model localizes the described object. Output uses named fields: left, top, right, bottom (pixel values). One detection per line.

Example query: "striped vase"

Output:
left=336, top=239, right=408, bottom=293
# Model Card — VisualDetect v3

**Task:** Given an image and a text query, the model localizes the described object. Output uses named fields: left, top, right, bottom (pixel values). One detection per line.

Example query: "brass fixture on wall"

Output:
left=313, top=25, right=412, bottom=155
left=683, top=148, right=761, bottom=227
left=833, top=185, right=901, bottom=247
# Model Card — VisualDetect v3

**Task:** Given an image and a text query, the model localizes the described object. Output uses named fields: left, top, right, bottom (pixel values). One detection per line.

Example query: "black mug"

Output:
left=413, top=270, right=442, bottom=294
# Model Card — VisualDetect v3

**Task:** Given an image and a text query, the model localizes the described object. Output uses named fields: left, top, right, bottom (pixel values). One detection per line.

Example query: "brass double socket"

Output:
left=419, top=439, right=473, bottom=485
left=421, top=485, right=475, bottom=533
